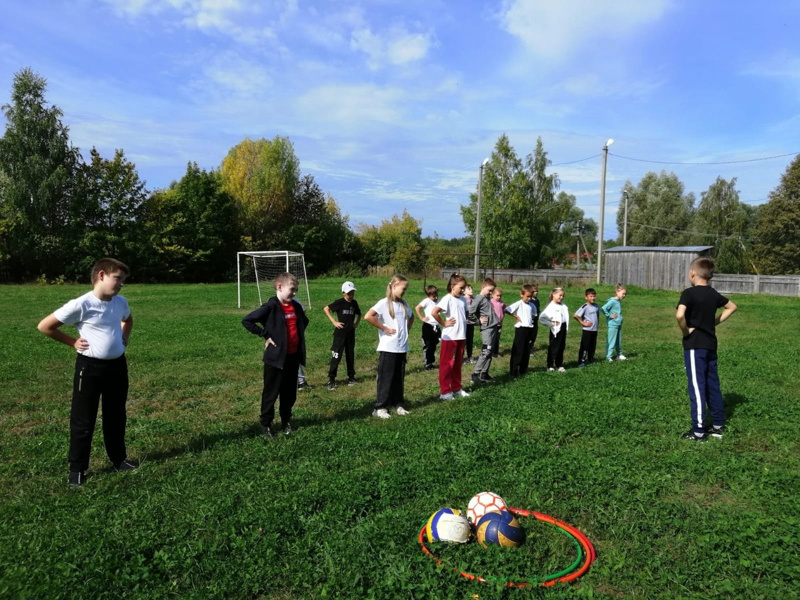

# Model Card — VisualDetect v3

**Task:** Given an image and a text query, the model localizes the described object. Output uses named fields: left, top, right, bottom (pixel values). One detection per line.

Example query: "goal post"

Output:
left=237, top=251, right=311, bottom=309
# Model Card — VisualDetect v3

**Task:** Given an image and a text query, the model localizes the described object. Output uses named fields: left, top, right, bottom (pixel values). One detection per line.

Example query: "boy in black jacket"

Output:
left=242, top=273, right=309, bottom=438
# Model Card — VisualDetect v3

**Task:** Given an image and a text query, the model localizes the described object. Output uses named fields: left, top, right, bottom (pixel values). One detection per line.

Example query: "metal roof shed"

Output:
left=603, top=246, right=713, bottom=291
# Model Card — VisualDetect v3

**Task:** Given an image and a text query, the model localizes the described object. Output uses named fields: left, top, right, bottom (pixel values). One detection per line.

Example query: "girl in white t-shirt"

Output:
left=538, top=286, right=570, bottom=372
left=431, top=273, right=470, bottom=400
left=364, top=275, right=414, bottom=419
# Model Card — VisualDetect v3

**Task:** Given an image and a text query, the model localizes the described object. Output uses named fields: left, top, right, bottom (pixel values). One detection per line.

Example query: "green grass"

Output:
left=1, top=279, right=799, bottom=599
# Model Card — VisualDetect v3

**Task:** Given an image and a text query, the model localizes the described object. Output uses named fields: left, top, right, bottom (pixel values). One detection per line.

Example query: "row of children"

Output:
left=417, top=278, right=630, bottom=375
left=38, top=256, right=734, bottom=485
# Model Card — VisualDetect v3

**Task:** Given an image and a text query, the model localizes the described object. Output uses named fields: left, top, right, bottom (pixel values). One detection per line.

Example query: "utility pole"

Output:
left=623, top=191, right=629, bottom=246
left=473, top=158, right=489, bottom=282
left=597, top=138, right=613, bottom=284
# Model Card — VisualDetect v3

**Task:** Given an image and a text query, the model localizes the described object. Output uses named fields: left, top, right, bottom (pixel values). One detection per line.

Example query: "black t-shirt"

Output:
left=677, top=285, right=729, bottom=350
left=327, top=298, right=361, bottom=337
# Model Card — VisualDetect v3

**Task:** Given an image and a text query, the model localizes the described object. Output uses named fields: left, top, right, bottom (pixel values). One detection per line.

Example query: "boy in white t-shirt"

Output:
left=414, top=285, right=440, bottom=370
left=364, top=275, right=414, bottom=419
left=506, top=284, right=538, bottom=376
left=37, top=258, right=135, bottom=486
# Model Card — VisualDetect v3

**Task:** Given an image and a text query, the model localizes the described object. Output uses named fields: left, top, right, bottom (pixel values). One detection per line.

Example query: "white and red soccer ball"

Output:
left=466, top=491, right=507, bottom=526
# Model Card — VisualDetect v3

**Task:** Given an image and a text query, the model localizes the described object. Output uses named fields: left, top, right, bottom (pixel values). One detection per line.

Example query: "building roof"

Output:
left=604, top=246, right=713, bottom=253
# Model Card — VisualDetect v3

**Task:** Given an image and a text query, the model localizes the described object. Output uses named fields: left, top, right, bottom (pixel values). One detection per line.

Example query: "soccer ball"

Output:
left=466, top=491, right=507, bottom=526
left=425, top=508, right=471, bottom=543
left=475, top=510, right=524, bottom=548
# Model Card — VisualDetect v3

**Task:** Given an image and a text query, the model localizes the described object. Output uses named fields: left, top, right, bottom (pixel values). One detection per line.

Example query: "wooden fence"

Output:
left=441, top=268, right=800, bottom=297
left=711, top=274, right=800, bottom=296
left=440, top=268, right=596, bottom=287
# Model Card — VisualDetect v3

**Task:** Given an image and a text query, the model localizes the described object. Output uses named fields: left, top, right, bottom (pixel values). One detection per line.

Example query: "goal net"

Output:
left=237, top=251, right=311, bottom=309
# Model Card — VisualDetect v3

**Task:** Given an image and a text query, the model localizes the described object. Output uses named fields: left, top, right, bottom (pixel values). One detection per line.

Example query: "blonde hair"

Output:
left=386, top=274, right=409, bottom=319
left=615, top=283, right=627, bottom=292
left=690, top=257, right=715, bottom=280
left=273, top=272, right=298, bottom=289
left=549, top=286, right=565, bottom=303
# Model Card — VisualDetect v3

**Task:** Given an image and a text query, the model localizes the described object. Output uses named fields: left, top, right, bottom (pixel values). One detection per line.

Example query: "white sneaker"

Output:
left=548, top=367, right=555, bottom=372
left=618, top=354, right=627, bottom=361
left=456, top=389, right=470, bottom=398
left=395, top=406, right=410, bottom=415
left=439, top=392, right=454, bottom=401
left=372, top=408, right=391, bottom=419
left=558, top=367, right=566, bottom=372
left=607, top=358, right=614, bottom=363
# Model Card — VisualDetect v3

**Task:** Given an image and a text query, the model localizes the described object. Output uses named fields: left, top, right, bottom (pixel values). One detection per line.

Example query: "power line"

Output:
left=551, top=154, right=601, bottom=167
left=609, top=151, right=799, bottom=166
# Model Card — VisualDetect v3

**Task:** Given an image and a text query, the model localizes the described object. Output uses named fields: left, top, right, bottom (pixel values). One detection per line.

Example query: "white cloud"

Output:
left=98, top=0, right=289, bottom=44
left=500, top=0, right=670, bottom=60
left=296, top=84, right=407, bottom=128
left=202, top=51, right=272, bottom=95
left=350, top=25, right=433, bottom=69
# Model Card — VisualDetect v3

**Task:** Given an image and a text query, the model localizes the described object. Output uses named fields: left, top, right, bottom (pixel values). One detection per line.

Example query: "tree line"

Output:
left=2, top=67, right=799, bottom=282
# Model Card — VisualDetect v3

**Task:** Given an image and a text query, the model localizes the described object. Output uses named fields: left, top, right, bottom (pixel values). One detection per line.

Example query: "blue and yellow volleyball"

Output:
left=426, top=508, right=471, bottom=544
left=475, top=510, right=524, bottom=548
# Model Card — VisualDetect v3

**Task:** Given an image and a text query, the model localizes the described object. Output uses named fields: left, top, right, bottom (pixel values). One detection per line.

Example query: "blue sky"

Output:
left=2, top=0, right=799, bottom=240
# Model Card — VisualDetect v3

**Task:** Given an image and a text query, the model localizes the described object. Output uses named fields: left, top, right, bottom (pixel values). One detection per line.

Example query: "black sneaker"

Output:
left=470, top=374, right=484, bottom=385
left=681, top=430, right=708, bottom=442
left=261, top=425, right=274, bottom=439
left=327, top=380, right=336, bottom=391
left=424, top=364, right=436, bottom=370
left=68, top=471, right=86, bottom=486
left=482, top=373, right=493, bottom=381
left=708, top=425, right=727, bottom=439
left=282, top=422, right=292, bottom=436
left=297, top=381, right=311, bottom=391
left=347, top=378, right=358, bottom=386
left=114, top=460, right=137, bottom=472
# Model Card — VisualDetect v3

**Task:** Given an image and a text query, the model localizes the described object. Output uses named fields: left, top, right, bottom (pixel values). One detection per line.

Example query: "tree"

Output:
left=357, top=211, right=424, bottom=274
left=691, top=177, right=755, bottom=273
left=752, top=154, right=800, bottom=274
left=286, top=174, right=357, bottom=275
left=73, top=148, right=149, bottom=279
left=616, top=171, right=694, bottom=247
left=0, top=68, right=82, bottom=280
left=219, top=136, right=300, bottom=250
left=551, top=192, right=598, bottom=267
left=460, top=136, right=561, bottom=269
left=142, top=163, right=239, bottom=282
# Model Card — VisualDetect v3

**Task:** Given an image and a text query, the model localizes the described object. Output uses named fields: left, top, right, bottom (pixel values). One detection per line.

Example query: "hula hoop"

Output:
left=417, top=507, right=595, bottom=588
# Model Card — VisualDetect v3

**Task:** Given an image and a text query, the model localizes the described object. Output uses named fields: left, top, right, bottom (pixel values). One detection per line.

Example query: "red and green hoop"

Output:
left=417, top=507, right=596, bottom=588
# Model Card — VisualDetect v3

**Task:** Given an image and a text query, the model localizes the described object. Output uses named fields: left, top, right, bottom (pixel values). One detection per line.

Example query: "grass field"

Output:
left=1, top=278, right=799, bottom=599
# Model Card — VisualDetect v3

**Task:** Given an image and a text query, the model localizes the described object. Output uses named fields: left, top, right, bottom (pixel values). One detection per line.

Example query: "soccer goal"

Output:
left=237, top=251, right=311, bottom=309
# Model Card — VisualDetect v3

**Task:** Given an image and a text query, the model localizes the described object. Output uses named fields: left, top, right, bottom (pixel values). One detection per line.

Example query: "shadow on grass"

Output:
left=724, top=392, right=749, bottom=419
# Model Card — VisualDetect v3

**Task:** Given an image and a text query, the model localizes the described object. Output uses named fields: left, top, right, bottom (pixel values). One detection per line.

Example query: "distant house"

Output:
left=603, top=246, right=713, bottom=291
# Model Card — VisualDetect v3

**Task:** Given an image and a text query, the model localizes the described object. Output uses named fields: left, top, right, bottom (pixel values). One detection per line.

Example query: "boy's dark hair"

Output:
left=691, top=257, right=715, bottom=280
left=530, top=283, right=539, bottom=291
left=585, top=288, right=596, bottom=296
left=91, top=258, right=129, bottom=284
left=521, top=284, right=535, bottom=294
left=425, top=285, right=438, bottom=296
left=482, top=277, right=496, bottom=287
left=447, top=273, right=467, bottom=293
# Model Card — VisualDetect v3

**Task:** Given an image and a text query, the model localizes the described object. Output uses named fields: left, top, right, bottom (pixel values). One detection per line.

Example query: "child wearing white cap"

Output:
left=323, top=281, right=361, bottom=389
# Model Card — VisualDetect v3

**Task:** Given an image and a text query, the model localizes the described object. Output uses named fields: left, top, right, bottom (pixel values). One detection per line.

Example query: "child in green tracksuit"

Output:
left=601, top=284, right=627, bottom=361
